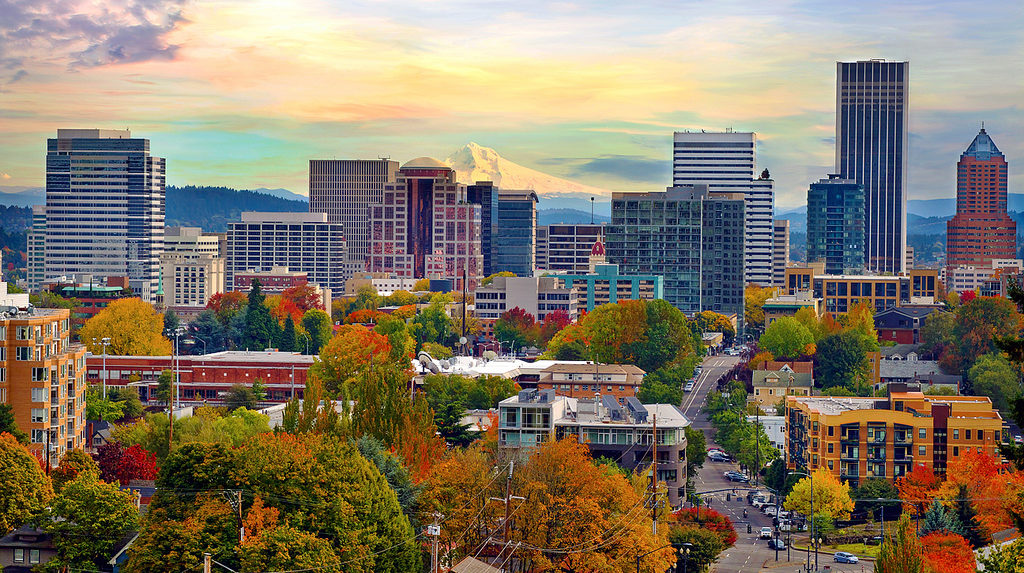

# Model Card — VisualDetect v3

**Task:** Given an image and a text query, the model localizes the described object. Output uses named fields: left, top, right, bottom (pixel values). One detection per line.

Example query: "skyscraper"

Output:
left=606, top=186, right=745, bottom=331
left=226, top=212, right=346, bottom=291
left=309, top=159, right=398, bottom=274
left=44, top=129, right=165, bottom=300
left=772, top=219, right=790, bottom=287
left=946, top=128, right=1015, bottom=269
left=836, top=60, right=909, bottom=274
left=466, top=181, right=498, bottom=275
left=673, top=130, right=774, bottom=286
left=806, top=175, right=866, bottom=275
left=366, top=158, right=482, bottom=291
left=26, top=206, right=46, bottom=291
left=494, top=190, right=538, bottom=277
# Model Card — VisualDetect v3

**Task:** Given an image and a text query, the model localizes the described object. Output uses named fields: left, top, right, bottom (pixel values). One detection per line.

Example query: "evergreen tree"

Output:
left=243, top=279, right=276, bottom=350
left=280, top=315, right=297, bottom=352
left=163, top=308, right=180, bottom=334
left=920, top=500, right=966, bottom=537
left=954, top=484, right=990, bottom=548
left=0, top=404, right=28, bottom=444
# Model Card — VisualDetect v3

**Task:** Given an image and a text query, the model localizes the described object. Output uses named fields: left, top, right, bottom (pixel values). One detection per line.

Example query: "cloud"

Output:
left=0, top=0, right=186, bottom=82
left=569, top=155, right=671, bottom=183
left=0, top=173, right=11, bottom=180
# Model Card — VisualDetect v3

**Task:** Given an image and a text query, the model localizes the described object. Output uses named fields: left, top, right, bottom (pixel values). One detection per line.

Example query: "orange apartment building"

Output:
left=0, top=306, right=87, bottom=465
left=786, top=387, right=1004, bottom=485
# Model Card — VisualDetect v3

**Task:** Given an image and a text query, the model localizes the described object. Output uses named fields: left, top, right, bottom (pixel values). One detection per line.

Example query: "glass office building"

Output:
left=806, top=175, right=866, bottom=275
left=494, top=190, right=538, bottom=277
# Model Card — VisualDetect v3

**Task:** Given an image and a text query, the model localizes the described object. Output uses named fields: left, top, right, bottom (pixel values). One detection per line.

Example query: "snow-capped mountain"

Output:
left=445, top=143, right=613, bottom=201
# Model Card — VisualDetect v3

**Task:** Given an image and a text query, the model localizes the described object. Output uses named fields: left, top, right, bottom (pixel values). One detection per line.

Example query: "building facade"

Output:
left=772, top=219, right=790, bottom=287
left=44, top=129, right=165, bottom=301
left=0, top=299, right=87, bottom=464
left=466, top=182, right=498, bottom=276
left=537, top=363, right=646, bottom=403
left=556, top=263, right=663, bottom=312
left=498, top=390, right=690, bottom=503
left=607, top=186, right=745, bottom=331
left=494, top=190, right=538, bottom=277
left=367, top=158, right=482, bottom=291
left=874, top=306, right=943, bottom=345
left=26, top=206, right=46, bottom=292
left=672, top=130, right=775, bottom=286
left=836, top=60, right=909, bottom=274
left=946, top=128, right=1015, bottom=270
left=782, top=266, right=938, bottom=314
left=308, top=159, right=398, bottom=274
left=160, top=227, right=225, bottom=311
left=806, top=175, right=866, bottom=274
left=474, top=276, right=578, bottom=323
left=536, top=224, right=605, bottom=273
left=226, top=212, right=346, bottom=291
left=786, top=390, right=1002, bottom=484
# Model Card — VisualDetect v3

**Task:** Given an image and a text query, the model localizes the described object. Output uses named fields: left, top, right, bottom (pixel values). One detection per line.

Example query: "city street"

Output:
left=687, top=353, right=873, bottom=573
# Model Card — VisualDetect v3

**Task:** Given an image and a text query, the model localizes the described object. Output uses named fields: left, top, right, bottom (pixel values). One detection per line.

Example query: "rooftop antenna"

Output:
left=590, top=197, right=595, bottom=224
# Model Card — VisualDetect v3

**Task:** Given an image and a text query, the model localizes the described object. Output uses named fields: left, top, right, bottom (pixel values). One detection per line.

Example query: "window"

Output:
left=953, top=446, right=959, bottom=456
left=31, top=429, right=45, bottom=443
left=918, top=428, right=927, bottom=439
left=31, top=387, right=47, bottom=402
left=953, top=429, right=959, bottom=439
left=30, top=549, right=40, bottom=564
left=16, top=326, right=30, bottom=340
left=919, top=445, right=926, bottom=456
left=16, top=346, right=31, bottom=360
left=31, top=408, right=47, bottom=423
left=827, top=443, right=834, bottom=453
left=31, top=367, right=47, bottom=382
left=14, top=548, right=24, bottom=563
left=966, top=429, right=972, bottom=440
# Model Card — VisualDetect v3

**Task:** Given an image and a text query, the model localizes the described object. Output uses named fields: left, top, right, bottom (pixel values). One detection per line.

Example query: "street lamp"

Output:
left=680, top=543, right=692, bottom=573
left=92, top=337, right=111, bottom=399
left=789, top=470, right=815, bottom=572
left=299, top=332, right=310, bottom=355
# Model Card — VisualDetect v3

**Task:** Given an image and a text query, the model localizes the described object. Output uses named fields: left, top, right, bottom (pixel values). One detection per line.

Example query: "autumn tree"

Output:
left=50, top=449, right=100, bottom=494
left=312, top=324, right=392, bottom=397
left=300, top=308, right=332, bottom=354
left=206, top=291, right=247, bottom=324
left=938, top=450, right=1007, bottom=539
left=969, top=353, right=1018, bottom=413
left=947, top=296, right=1024, bottom=384
left=539, top=308, right=572, bottom=345
left=896, top=464, right=941, bottom=516
left=783, top=466, right=854, bottom=521
left=979, top=537, right=1024, bottom=573
left=875, top=514, right=923, bottom=573
left=759, top=316, right=814, bottom=359
left=671, top=506, right=737, bottom=547
left=0, top=432, right=53, bottom=534
left=41, top=471, right=139, bottom=572
left=281, top=283, right=324, bottom=312
left=0, top=404, right=28, bottom=444
left=79, top=297, right=172, bottom=355
left=96, top=442, right=159, bottom=486
left=745, top=284, right=776, bottom=336
left=921, top=532, right=976, bottom=573
left=694, top=310, right=737, bottom=344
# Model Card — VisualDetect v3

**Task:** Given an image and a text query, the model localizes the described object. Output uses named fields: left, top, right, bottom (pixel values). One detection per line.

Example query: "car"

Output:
left=1015, top=435, right=1023, bottom=444
left=684, top=382, right=694, bottom=392
left=759, top=527, right=773, bottom=539
left=834, top=552, right=859, bottom=564
left=708, top=452, right=729, bottom=462
left=768, top=538, right=786, bottom=550
left=724, top=471, right=749, bottom=483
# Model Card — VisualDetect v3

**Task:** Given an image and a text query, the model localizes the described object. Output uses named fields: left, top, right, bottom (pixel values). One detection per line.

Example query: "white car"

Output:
left=759, top=527, right=773, bottom=539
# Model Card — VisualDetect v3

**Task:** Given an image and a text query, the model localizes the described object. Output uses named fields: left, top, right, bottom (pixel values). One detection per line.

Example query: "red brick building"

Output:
left=85, top=350, right=314, bottom=403
left=234, top=267, right=308, bottom=293
left=946, top=128, right=1015, bottom=269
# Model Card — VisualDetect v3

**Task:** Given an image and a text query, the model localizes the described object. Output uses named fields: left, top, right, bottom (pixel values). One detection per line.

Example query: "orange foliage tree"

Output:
left=206, top=291, right=247, bottom=324
left=938, top=450, right=1015, bottom=537
left=281, top=284, right=324, bottom=313
left=311, top=325, right=392, bottom=397
left=346, top=309, right=386, bottom=325
left=921, top=532, right=976, bottom=573
left=896, top=463, right=941, bottom=516
left=265, top=295, right=303, bottom=325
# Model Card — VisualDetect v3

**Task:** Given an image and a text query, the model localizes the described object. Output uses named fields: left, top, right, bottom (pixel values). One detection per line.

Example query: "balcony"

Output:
left=893, top=435, right=913, bottom=445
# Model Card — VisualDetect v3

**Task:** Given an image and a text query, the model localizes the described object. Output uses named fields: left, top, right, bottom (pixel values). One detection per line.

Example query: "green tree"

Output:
left=481, top=271, right=515, bottom=286
left=0, top=404, right=28, bottom=444
left=300, top=309, right=332, bottom=354
left=225, top=384, right=258, bottom=411
left=919, top=500, right=966, bottom=537
left=758, top=316, right=814, bottom=359
left=155, top=369, right=174, bottom=404
left=668, top=526, right=726, bottom=572
left=50, top=449, right=100, bottom=494
left=950, top=297, right=1023, bottom=383
left=109, top=386, right=145, bottom=420
left=953, top=483, right=990, bottom=548
left=637, top=374, right=683, bottom=405
left=243, top=279, right=278, bottom=350
left=0, top=433, right=53, bottom=535
left=163, top=308, right=180, bottom=333
left=852, top=478, right=902, bottom=524
left=41, top=472, right=139, bottom=572
left=356, top=436, right=421, bottom=529
left=875, top=514, right=923, bottom=573
left=969, top=353, right=1019, bottom=413
left=684, top=427, right=706, bottom=491
left=86, top=384, right=126, bottom=421
left=279, top=315, right=297, bottom=352
left=239, top=525, right=341, bottom=572
left=816, top=330, right=872, bottom=392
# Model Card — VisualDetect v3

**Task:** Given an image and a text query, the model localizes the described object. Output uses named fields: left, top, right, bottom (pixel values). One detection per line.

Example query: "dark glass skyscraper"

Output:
left=494, top=190, right=538, bottom=277
left=806, top=175, right=866, bottom=274
left=836, top=60, right=909, bottom=274
left=466, top=181, right=498, bottom=275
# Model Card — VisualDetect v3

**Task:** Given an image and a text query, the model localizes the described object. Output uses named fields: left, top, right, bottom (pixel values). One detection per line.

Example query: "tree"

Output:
left=188, top=310, right=228, bottom=354
left=759, top=317, right=814, bottom=359
left=312, top=325, right=392, bottom=398
left=242, top=279, right=279, bottom=350
left=668, top=526, right=727, bottom=572
left=919, top=501, right=965, bottom=537
left=816, top=330, right=873, bottom=392
left=279, top=315, right=297, bottom=352
left=684, top=426, right=706, bottom=490
left=745, top=284, right=775, bottom=335
left=0, top=404, right=28, bottom=444
left=79, top=297, right=173, bottom=355
left=694, top=310, right=736, bottom=344
left=281, top=283, right=324, bottom=312
left=411, top=298, right=455, bottom=348
left=163, top=308, right=180, bottom=333
left=413, top=278, right=430, bottom=291
left=671, top=507, right=737, bottom=547
left=920, top=310, right=956, bottom=357
left=51, top=449, right=100, bottom=494
left=41, top=471, right=139, bottom=572
left=637, top=368, right=684, bottom=405
left=979, top=537, right=1024, bottom=573
left=96, top=442, right=159, bottom=486
left=783, top=467, right=854, bottom=520
left=239, top=525, right=341, bottom=572
left=225, top=383, right=258, bottom=411
left=86, top=384, right=126, bottom=421
left=539, top=308, right=571, bottom=345
left=969, top=353, right=1018, bottom=413
left=875, top=514, right=923, bottom=573
left=108, top=386, right=145, bottom=420
left=207, top=291, right=248, bottom=325
left=383, top=289, right=417, bottom=307
left=949, top=296, right=1023, bottom=383
left=481, top=271, right=515, bottom=286
left=953, top=484, right=990, bottom=548
left=896, top=464, right=941, bottom=517
left=155, top=369, right=174, bottom=404
left=300, top=309, right=332, bottom=354
left=921, top=532, right=975, bottom=573
left=853, top=478, right=902, bottom=524
left=0, top=432, right=53, bottom=535
left=356, top=437, right=421, bottom=529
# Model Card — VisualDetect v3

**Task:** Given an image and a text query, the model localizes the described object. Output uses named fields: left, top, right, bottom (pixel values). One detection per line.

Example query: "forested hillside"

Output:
left=167, top=185, right=307, bottom=231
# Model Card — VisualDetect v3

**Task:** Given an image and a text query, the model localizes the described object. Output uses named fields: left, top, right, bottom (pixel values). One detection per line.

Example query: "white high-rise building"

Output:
left=309, top=159, right=398, bottom=276
left=672, top=130, right=775, bottom=286
left=44, top=129, right=165, bottom=301
left=160, top=227, right=225, bottom=310
left=772, top=219, right=790, bottom=287
left=226, top=212, right=346, bottom=292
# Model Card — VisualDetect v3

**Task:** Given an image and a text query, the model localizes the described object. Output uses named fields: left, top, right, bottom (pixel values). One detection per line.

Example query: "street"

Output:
left=687, top=353, right=873, bottom=573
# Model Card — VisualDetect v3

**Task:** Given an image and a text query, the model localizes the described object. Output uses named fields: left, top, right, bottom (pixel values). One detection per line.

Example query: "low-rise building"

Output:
left=345, top=273, right=418, bottom=296
left=234, top=267, right=308, bottom=293
left=555, top=263, right=664, bottom=312
left=474, top=276, right=578, bottom=335
left=752, top=366, right=813, bottom=410
left=942, top=259, right=1023, bottom=294
left=537, top=363, right=645, bottom=403
left=782, top=265, right=938, bottom=314
left=786, top=387, right=1003, bottom=485
left=878, top=352, right=944, bottom=387
left=874, top=306, right=944, bottom=345
left=747, top=414, right=786, bottom=453
left=763, top=292, right=822, bottom=325
left=498, top=389, right=690, bottom=504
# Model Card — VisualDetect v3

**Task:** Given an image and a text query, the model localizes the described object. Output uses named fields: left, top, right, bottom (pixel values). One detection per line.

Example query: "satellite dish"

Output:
left=440, top=360, right=451, bottom=370
left=459, top=336, right=468, bottom=346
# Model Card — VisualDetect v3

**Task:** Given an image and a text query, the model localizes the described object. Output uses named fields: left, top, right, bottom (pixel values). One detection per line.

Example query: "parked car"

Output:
left=759, top=527, right=773, bottom=539
left=834, top=552, right=859, bottom=564
left=708, top=452, right=729, bottom=462
left=768, top=538, right=786, bottom=550
left=684, top=382, right=694, bottom=392
left=725, top=471, right=748, bottom=482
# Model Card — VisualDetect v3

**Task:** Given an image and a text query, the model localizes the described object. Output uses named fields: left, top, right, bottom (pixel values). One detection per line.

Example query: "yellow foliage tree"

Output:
left=783, top=467, right=854, bottom=520
left=79, top=298, right=172, bottom=356
left=745, top=285, right=776, bottom=332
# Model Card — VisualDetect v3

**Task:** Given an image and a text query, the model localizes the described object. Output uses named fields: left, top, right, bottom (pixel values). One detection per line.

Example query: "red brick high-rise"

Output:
left=946, top=128, right=1015, bottom=269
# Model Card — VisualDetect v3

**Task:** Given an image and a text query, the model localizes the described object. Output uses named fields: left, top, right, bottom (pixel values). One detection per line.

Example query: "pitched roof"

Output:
left=963, top=127, right=1003, bottom=161
left=875, top=306, right=942, bottom=320
left=452, top=556, right=504, bottom=573
left=752, top=370, right=813, bottom=387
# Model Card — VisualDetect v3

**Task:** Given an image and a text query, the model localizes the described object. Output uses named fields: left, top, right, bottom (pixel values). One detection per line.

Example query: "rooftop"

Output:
left=963, top=127, right=1003, bottom=161
left=92, top=350, right=315, bottom=364
left=541, top=363, right=645, bottom=375
left=401, top=157, right=450, bottom=169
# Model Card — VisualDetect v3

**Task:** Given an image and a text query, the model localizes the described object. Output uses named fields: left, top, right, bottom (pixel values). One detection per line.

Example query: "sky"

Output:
left=0, top=0, right=1022, bottom=210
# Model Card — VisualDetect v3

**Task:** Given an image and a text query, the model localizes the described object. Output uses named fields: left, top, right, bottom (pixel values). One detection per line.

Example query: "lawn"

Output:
left=829, top=542, right=881, bottom=559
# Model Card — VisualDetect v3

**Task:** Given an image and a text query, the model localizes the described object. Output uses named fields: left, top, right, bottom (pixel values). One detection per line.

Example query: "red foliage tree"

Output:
left=207, top=291, right=247, bottom=323
left=921, top=532, right=976, bottom=573
left=896, top=463, right=941, bottom=516
left=281, top=284, right=324, bottom=312
left=671, top=506, right=738, bottom=547
left=539, top=309, right=572, bottom=344
left=959, top=290, right=977, bottom=305
left=346, top=309, right=385, bottom=325
left=95, top=443, right=158, bottom=486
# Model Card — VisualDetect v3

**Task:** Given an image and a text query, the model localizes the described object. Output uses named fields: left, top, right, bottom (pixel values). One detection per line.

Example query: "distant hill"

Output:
left=0, top=186, right=45, bottom=207
left=538, top=208, right=611, bottom=226
left=252, top=187, right=309, bottom=202
left=167, top=186, right=308, bottom=231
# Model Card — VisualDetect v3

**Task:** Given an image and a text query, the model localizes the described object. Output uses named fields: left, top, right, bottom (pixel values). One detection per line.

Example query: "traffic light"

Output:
left=747, top=524, right=752, bottom=534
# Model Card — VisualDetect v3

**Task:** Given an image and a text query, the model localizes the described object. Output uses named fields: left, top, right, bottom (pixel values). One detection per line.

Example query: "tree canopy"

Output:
left=79, top=297, right=172, bottom=355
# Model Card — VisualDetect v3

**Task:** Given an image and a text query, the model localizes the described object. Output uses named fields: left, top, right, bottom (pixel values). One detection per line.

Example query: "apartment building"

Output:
left=160, top=226, right=225, bottom=312
left=474, top=276, right=578, bottom=323
left=772, top=219, right=790, bottom=287
left=536, top=224, right=605, bottom=273
left=498, top=389, right=690, bottom=504
left=536, top=363, right=646, bottom=403
left=226, top=212, right=346, bottom=291
left=782, top=265, right=938, bottom=314
left=0, top=292, right=87, bottom=464
left=555, top=263, right=663, bottom=312
left=785, top=388, right=1003, bottom=485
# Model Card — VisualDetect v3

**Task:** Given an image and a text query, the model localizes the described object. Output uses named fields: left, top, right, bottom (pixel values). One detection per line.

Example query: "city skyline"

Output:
left=0, top=1, right=1022, bottom=210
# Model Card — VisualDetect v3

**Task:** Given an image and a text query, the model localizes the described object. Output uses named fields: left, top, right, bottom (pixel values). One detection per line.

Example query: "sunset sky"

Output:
left=1, top=0, right=1021, bottom=209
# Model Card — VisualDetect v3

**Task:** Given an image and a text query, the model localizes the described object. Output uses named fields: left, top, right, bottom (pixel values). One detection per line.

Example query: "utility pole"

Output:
left=427, top=512, right=443, bottom=573
left=203, top=553, right=211, bottom=573
left=487, top=461, right=524, bottom=569
left=237, top=490, right=244, bottom=542
left=651, top=414, right=659, bottom=536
